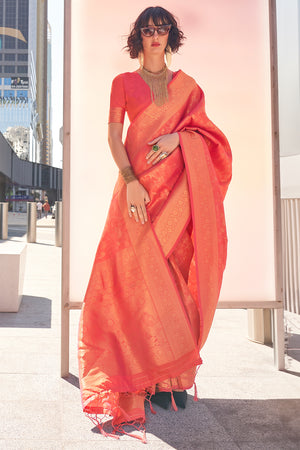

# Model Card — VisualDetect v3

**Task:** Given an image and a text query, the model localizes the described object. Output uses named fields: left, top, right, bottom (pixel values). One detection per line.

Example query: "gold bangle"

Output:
left=120, top=166, right=137, bottom=184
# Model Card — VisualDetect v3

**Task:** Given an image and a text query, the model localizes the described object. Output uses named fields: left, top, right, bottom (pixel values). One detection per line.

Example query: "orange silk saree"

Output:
left=78, top=70, right=232, bottom=440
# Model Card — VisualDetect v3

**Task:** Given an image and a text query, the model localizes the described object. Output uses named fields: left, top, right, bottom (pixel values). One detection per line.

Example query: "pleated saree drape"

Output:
left=78, top=70, right=232, bottom=439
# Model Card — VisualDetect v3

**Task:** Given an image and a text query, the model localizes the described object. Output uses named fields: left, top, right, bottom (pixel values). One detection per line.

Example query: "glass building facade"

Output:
left=0, top=0, right=50, bottom=165
left=0, top=0, right=29, bottom=77
left=0, top=0, right=38, bottom=162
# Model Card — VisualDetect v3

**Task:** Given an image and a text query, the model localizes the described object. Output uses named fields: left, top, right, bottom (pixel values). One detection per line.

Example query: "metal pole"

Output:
left=61, top=0, right=71, bottom=377
left=269, top=0, right=285, bottom=370
left=55, top=201, right=62, bottom=247
left=27, top=202, right=37, bottom=243
left=0, top=202, right=8, bottom=240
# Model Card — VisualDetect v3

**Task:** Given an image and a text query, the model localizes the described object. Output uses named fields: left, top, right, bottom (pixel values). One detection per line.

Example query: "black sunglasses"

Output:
left=140, top=24, right=172, bottom=37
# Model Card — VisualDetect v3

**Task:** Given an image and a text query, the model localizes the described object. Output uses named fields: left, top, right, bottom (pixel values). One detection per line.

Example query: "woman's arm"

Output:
left=108, top=123, right=131, bottom=170
left=108, top=123, right=150, bottom=225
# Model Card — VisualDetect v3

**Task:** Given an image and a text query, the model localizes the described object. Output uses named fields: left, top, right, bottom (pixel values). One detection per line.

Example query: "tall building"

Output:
left=36, top=0, right=48, bottom=164
left=0, top=0, right=50, bottom=164
left=45, top=21, right=52, bottom=165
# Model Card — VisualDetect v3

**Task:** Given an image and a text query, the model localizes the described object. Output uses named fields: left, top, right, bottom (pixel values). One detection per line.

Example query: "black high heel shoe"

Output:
left=149, top=391, right=171, bottom=409
left=172, top=390, right=187, bottom=409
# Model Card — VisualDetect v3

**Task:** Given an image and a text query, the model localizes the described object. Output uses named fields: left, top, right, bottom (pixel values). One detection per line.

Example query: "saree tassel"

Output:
left=98, top=427, right=119, bottom=440
left=149, top=399, right=157, bottom=415
left=171, top=391, right=178, bottom=411
left=193, top=382, right=198, bottom=402
left=86, top=413, right=120, bottom=440
left=145, top=390, right=157, bottom=414
left=114, top=422, right=147, bottom=444
left=193, top=362, right=202, bottom=401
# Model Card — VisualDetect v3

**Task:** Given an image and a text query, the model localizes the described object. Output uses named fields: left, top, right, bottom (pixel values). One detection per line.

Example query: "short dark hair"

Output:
left=126, top=6, right=185, bottom=59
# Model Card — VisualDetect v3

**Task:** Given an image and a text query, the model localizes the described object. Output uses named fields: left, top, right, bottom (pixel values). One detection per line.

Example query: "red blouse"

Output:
left=108, top=71, right=178, bottom=124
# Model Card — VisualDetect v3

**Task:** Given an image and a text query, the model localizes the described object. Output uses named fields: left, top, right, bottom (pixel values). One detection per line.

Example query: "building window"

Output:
left=0, top=0, right=4, bottom=27
left=4, top=36, right=16, bottom=49
left=5, top=0, right=17, bottom=28
left=17, top=66, right=28, bottom=74
left=0, top=54, right=2, bottom=60
left=17, top=0, right=29, bottom=48
left=4, top=66, right=15, bottom=74
left=17, top=90, right=28, bottom=99
left=5, top=54, right=15, bottom=61
left=4, top=78, right=11, bottom=85
left=4, top=90, right=15, bottom=99
left=17, top=0, right=29, bottom=49
left=18, top=54, right=28, bottom=62
left=17, top=40, right=28, bottom=50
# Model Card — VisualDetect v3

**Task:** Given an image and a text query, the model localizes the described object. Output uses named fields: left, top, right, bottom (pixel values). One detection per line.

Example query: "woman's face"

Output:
left=141, top=17, right=169, bottom=57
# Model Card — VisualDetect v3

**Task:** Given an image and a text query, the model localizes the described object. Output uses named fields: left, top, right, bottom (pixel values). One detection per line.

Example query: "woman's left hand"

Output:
left=146, top=133, right=180, bottom=165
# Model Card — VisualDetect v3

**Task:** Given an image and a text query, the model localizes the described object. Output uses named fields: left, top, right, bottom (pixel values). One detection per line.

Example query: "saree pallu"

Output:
left=78, top=71, right=232, bottom=440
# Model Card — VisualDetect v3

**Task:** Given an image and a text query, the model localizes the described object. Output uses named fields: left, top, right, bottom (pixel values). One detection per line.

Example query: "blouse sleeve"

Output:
left=108, top=74, right=126, bottom=124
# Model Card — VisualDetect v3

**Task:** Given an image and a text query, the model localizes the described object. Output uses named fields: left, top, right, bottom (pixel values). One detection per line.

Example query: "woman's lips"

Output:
left=151, top=42, right=160, bottom=47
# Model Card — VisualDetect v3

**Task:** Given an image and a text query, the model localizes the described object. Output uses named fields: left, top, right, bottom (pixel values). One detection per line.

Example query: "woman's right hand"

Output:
left=127, top=180, right=150, bottom=225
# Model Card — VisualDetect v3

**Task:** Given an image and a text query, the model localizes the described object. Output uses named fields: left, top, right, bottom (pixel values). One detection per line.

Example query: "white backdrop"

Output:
left=68, top=0, right=276, bottom=304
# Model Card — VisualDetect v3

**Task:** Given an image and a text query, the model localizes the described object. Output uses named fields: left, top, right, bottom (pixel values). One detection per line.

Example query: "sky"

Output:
left=48, top=0, right=64, bottom=169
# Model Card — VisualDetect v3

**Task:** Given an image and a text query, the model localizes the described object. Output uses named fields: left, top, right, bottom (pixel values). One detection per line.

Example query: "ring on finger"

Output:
left=152, top=144, right=159, bottom=152
left=130, top=205, right=136, bottom=213
left=159, top=152, right=168, bottom=160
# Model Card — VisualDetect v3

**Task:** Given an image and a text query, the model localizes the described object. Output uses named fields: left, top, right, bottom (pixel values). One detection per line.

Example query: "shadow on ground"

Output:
left=287, top=333, right=300, bottom=363
left=0, top=295, right=52, bottom=328
left=63, top=373, right=80, bottom=388
left=63, top=381, right=300, bottom=449
left=8, top=226, right=27, bottom=238
left=142, top=396, right=300, bottom=449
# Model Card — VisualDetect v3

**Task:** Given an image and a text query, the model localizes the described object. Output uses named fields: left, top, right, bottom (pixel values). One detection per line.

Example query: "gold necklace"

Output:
left=139, top=64, right=168, bottom=106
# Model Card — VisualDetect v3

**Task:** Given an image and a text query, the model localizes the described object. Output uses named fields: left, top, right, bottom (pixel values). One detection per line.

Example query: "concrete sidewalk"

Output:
left=0, top=227, right=300, bottom=449
left=8, top=211, right=55, bottom=227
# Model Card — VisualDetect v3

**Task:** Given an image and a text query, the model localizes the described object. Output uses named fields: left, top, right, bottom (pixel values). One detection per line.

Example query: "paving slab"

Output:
left=0, top=400, right=61, bottom=441
left=0, top=374, right=61, bottom=402
left=2, top=441, right=63, bottom=450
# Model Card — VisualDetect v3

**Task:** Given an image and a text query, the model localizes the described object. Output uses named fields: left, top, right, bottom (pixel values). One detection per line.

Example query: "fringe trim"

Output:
left=85, top=411, right=148, bottom=444
left=84, top=389, right=150, bottom=444
left=171, top=391, right=178, bottom=411
left=193, top=363, right=202, bottom=402
left=83, top=361, right=203, bottom=443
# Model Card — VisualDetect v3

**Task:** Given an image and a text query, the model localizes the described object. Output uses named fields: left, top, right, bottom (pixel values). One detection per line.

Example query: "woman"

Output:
left=78, top=6, right=232, bottom=442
